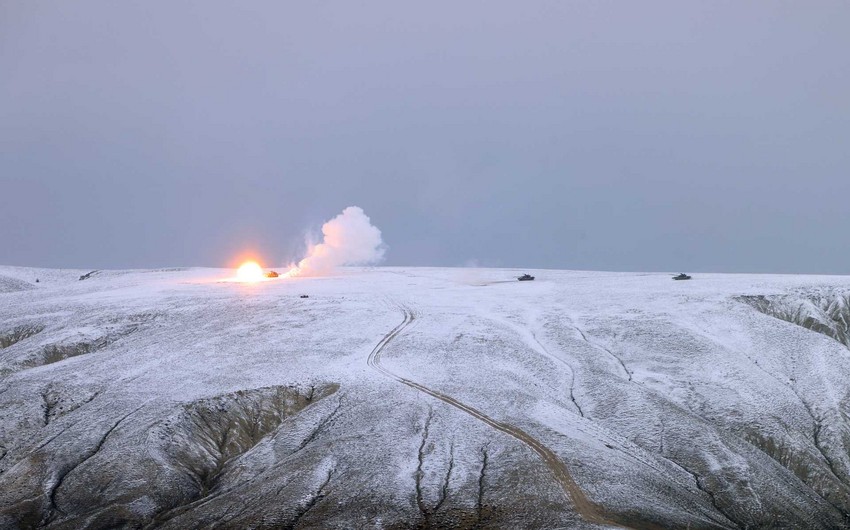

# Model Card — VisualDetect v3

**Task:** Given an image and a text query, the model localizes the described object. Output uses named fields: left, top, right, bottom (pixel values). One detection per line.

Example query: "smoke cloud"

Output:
left=288, top=206, right=386, bottom=276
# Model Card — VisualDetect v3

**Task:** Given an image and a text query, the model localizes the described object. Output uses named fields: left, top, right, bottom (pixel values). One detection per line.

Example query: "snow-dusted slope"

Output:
left=1, top=266, right=849, bottom=529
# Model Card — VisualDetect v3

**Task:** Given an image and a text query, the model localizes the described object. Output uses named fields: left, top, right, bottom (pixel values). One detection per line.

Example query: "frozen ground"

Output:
left=1, top=265, right=850, bottom=529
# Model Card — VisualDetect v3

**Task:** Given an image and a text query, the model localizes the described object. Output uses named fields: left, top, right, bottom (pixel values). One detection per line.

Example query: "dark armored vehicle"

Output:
left=673, top=273, right=692, bottom=280
left=518, top=274, right=535, bottom=281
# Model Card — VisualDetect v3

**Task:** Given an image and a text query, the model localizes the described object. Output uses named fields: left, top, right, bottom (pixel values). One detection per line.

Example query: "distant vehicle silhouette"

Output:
left=673, top=273, right=692, bottom=281
left=518, top=274, right=535, bottom=281
left=265, top=271, right=280, bottom=278
left=300, top=294, right=309, bottom=298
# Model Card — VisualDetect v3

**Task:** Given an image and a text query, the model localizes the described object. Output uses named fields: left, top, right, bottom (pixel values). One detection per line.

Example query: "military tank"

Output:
left=518, top=274, right=535, bottom=281
left=672, top=273, right=692, bottom=280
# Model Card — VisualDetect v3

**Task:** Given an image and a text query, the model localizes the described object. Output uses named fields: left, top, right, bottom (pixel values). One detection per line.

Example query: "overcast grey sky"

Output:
left=2, top=2, right=848, bottom=273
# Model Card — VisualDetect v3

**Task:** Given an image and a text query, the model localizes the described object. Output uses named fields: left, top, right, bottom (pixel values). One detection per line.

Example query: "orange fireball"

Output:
left=235, top=261, right=265, bottom=283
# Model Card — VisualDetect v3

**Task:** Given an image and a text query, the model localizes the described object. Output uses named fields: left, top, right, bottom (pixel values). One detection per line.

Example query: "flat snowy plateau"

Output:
left=1, top=266, right=850, bottom=529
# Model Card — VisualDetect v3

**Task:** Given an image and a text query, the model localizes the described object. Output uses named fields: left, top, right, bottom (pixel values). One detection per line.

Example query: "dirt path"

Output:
left=367, top=307, right=652, bottom=529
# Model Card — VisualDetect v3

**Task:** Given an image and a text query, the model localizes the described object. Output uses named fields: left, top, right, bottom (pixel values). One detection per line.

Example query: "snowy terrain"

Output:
left=1, top=265, right=850, bottom=529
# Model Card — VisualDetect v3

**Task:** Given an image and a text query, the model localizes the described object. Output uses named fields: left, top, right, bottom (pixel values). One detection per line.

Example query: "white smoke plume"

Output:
left=287, top=206, right=386, bottom=276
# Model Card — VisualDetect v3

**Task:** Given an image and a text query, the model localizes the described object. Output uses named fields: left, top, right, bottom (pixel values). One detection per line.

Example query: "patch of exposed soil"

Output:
left=0, top=324, right=45, bottom=349
left=741, top=292, right=850, bottom=349
left=150, top=383, right=339, bottom=525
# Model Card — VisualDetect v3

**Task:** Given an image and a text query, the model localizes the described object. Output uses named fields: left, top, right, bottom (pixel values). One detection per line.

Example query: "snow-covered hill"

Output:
left=1, top=266, right=849, bottom=529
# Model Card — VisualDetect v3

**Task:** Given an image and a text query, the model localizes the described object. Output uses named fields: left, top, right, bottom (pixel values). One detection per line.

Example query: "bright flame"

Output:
left=235, top=261, right=265, bottom=283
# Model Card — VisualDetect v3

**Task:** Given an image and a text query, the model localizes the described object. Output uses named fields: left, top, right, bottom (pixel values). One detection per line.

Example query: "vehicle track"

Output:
left=367, top=307, right=658, bottom=529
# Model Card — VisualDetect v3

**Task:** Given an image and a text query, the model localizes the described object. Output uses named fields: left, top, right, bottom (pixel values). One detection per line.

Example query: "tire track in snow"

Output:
left=572, top=324, right=632, bottom=382
left=478, top=312, right=585, bottom=418
left=367, top=307, right=656, bottom=530
left=531, top=329, right=585, bottom=417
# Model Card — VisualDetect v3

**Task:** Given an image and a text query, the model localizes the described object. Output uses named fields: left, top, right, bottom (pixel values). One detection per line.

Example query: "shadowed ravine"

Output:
left=741, top=291, right=850, bottom=349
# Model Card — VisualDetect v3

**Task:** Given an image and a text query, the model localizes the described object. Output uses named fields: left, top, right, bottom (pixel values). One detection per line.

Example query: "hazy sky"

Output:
left=2, top=2, right=848, bottom=273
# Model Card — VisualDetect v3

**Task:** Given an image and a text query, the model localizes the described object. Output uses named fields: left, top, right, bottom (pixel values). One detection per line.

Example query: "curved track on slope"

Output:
left=367, top=307, right=647, bottom=529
